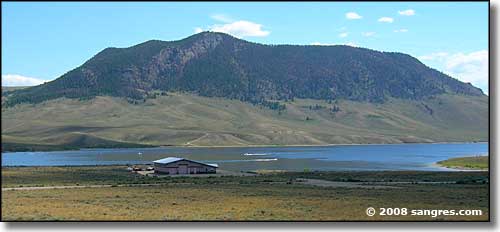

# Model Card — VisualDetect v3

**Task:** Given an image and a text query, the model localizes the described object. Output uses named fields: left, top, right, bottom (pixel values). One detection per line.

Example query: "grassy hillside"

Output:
left=1, top=92, right=488, bottom=150
left=438, top=156, right=489, bottom=170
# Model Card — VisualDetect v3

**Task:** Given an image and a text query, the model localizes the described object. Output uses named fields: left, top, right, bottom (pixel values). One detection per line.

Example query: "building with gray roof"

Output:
left=153, top=157, right=218, bottom=175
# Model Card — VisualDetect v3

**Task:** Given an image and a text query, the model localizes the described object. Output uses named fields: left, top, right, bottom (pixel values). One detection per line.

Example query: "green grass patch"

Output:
left=438, top=156, right=489, bottom=170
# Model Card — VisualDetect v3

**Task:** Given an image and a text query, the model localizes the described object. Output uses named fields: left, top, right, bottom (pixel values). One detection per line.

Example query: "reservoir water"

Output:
left=1, top=143, right=488, bottom=171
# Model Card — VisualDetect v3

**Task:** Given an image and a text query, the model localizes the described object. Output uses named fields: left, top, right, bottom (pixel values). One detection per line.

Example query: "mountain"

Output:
left=3, top=32, right=484, bottom=107
left=1, top=32, right=488, bottom=150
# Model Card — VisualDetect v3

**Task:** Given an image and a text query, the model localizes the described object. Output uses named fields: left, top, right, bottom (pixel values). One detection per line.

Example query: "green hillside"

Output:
left=4, top=32, right=484, bottom=107
left=1, top=92, right=488, bottom=151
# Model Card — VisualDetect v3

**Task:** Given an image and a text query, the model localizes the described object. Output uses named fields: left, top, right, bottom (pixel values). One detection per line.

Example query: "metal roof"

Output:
left=153, top=157, right=218, bottom=168
left=153, top=157, right=184, bottom=164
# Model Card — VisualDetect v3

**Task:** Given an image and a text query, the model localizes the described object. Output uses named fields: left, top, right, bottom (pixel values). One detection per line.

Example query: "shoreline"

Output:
left=1, top=164, right=489, bottom=173
left=2, top=141, right=489, bottom=153
left=435, top=155, right=489, bottom=171
left=169, top=141, right=488, bottom=149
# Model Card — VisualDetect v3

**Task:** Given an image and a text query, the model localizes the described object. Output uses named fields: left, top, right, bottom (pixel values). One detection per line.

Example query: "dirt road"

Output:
left=1, top=183, right=169, bottom=191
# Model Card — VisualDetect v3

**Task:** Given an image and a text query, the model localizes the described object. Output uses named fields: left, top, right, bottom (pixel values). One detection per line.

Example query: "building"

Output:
left=153, top=157, right=218, bottom=175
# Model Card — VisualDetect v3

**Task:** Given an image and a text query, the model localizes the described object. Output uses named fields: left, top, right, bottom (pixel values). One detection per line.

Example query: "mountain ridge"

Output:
left=3, top=32, right=484, bottom=107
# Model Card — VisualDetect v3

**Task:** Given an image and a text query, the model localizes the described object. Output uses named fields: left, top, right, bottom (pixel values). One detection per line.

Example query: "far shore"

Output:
left=2, top=141, right=489, bottom=153
left=168, top=141, right=488, bottom=149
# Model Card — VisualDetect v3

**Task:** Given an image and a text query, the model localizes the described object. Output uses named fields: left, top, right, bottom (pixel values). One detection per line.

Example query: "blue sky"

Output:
left=1, top=2, right=489, bottom=93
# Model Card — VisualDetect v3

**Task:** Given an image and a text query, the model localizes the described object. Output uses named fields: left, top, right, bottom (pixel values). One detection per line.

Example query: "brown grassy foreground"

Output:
left=1, top=166, right=489, bottom=221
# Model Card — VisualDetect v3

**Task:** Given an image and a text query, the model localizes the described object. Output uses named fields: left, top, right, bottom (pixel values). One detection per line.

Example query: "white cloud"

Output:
left=398, top=9, right=415, bottom=16
left=344, top=42, right=358, bottom=47
left=339, top=32, right=349, bottom=38
left=311, top=42, right=336, bottom=46
left=197, top=15, right=270, bottom=38
left=418, top=50, right=488, bottom=93
left=394, top=29, right=409, bottom=33
left=311, top=42, right=357, bottom=47
left=362, top=32, right=376, bottom=37
left=210, top=14, right=234, bottom=23
left=346, top=12, right=362, bottom=20
left=445, top=50, right=488, bottom=89
left=206, top=20, right=270, bottom=38
left=417, top=52, right=449, bottom=61
left=378, top=17, right=394, bottom=23
left=2, top=74, right=45, bottom=86
left=194, top=27, right=204, bottom=33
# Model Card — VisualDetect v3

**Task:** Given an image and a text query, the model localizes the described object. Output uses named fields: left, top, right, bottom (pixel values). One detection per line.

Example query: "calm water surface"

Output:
left=1, top=143, right=488, bottom=171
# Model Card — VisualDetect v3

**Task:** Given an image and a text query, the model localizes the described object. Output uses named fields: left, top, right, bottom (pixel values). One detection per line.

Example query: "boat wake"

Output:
left=243, top=153, right=269, bottom=156
left=249, top=158, right=278, bottom=162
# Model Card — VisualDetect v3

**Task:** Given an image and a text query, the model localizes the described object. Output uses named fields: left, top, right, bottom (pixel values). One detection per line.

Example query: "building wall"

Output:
left=154, top=160, right=216, bottom=175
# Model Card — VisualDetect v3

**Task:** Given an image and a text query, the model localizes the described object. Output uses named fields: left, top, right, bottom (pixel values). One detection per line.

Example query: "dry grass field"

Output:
left=1, top=166, right=489, bottom=221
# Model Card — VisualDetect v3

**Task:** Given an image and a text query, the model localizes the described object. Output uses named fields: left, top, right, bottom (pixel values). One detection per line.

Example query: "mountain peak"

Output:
left=182, top=31, right=243, bottom=45
left=191, top=31, right=236, bottom=38
left=3, top=33, right=484, bottom=107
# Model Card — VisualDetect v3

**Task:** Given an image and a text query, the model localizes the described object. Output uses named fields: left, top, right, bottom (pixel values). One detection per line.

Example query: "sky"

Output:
left=1, top=2, right=489, bottom=93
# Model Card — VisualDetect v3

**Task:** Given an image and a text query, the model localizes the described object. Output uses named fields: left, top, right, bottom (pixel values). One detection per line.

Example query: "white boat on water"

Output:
left=243, top=153, right=268, bottom=156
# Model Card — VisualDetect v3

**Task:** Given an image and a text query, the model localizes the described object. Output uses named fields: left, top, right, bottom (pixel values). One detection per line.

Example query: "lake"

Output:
left=1, top=143, right=488, bottom=171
